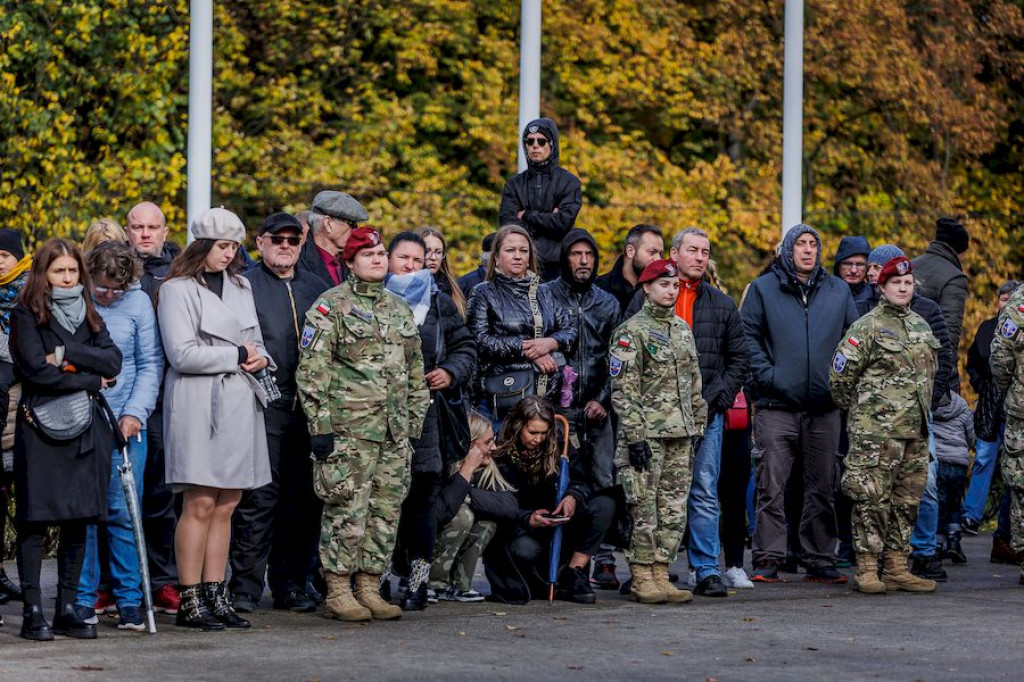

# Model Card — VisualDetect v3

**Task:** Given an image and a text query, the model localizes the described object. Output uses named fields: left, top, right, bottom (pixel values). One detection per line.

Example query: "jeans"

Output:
left=77, top=433, right=147, bottom=609
left=910, top=431, right=938, bottom=557
left=961, top=433, right=1003, bottom=524
left=937, top=462, right=968, bottom=535
left=687, top=414, right=724, bottom=581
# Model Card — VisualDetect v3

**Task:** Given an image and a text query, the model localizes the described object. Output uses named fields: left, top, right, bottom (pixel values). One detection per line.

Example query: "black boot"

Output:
left=557, top=565, right=597, bottom=604
left=400, top=559, right=430, bottom=612
left=0, top=568, right=23, bottom=603
left=52, top=601, right=97, bottom=639
left=203, top=582, right=251, bottom=629
left=175, top=584, right=225, bottom=631
left=20, top=604, right=53, bottom=641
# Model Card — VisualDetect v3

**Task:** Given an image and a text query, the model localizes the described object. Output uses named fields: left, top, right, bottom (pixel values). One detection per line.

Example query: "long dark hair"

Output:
left=493, top=396, right=560, bottom=478
left=18, top=238, right=104, bottom=333
left=165, top=238, right=243, bottom=285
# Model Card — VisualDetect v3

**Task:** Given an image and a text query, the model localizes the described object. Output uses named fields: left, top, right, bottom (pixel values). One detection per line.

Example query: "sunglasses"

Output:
left=525, top=137, right=548, bottom=148
left=267, top=235, right=301, bottom=246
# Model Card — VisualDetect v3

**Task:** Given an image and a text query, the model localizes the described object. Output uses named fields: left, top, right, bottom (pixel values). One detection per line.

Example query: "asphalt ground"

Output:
left=0, top=534, right=1021, bottom=681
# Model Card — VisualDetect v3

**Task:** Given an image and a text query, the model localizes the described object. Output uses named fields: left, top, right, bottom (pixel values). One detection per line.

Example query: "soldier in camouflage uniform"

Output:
left=295, top=227, right=429, bottom=621
left=990, top=282, right=1024, bottom=583
left=829, top=257, right=941, bottom=594
left=609, top=259, right=707, bottom=605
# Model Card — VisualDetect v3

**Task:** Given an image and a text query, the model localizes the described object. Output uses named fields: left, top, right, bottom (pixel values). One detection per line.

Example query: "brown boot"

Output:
left=651, top=563, right=693, bottom=603
left=324, top=572, right=371, bottom=622
left=353, top=573, right=402, bottom=620
left=853, top=555, right=885, bottom=595
left=881, top=553, right=936, bottom=593
left=628, top=564, right=668, bottom=604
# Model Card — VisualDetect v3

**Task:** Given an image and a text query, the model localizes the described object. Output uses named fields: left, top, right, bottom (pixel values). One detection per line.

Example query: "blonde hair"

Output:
left=416, top=226, right=467, bottom=318
left=458, top=409, right=514, bottom=492
left=83, top=218, right=127, bottom=254
left=486, top=224, right=538, bottom=281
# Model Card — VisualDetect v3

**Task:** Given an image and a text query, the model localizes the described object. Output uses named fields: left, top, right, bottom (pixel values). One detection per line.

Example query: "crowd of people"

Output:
left=1, top=117, right=1022, bottom=642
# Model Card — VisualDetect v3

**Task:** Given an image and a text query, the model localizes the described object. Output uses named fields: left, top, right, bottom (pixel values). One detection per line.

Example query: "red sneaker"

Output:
left=152, top=584, right=181, bottom=615
left=94, top=590, right=118, bottom=615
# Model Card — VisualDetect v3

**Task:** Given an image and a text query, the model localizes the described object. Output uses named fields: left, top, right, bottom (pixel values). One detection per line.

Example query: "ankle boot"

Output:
left=628, top=564, right=668, bottom=604
left=651, top=563, right=692, bottom=603
left=20, top=604, right=54, bottom=641
left=353, top=572, right=402, bottom=620
left=175, top=584, right=225, bottom=631
left=52, top=600, right=97, bottom=639
left=0, top=567, right=24, bottom=603
left=854, top=554, right=886, bottom=594
left=400, top=559, right=431, bottom=612
left=324, top=572, right=371, bottom=622
left=202, top=582, right=251, bottom=628
left=881, top=553, right=936, bottom=593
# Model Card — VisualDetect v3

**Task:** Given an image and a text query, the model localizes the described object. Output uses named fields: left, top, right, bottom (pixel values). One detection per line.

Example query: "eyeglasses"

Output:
left=93, top=286, right=126, bottom=297
left=525, top=137, right=548, bottom=148
left=425, top=249, right=444, bottom=260
left=267, top=235, right=301, bottom=246
left=840, top=261, right=866, bottom=271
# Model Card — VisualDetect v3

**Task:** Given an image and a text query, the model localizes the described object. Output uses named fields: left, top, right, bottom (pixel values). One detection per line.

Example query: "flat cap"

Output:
left=311, top=190, right=369, bottom=223
left=191, top=207, right=246, bottom=243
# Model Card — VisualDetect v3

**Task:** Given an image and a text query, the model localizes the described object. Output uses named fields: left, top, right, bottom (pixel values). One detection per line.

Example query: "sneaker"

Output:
left=960, top=517, right=981, bottom=536
left=835, top=541, right=854, bottom=569
left=117, top=605, right=146, bottom=631
left=426, top=588, right=438, bottom=605
left=556, top=566, right=596, bottom=604
left=452, top=589, right=484, bottom=603
left=591, top=562, right=620, bottom=590
left=750, top=562, right=781, bottom=583
left=74, top=604, right=99, bottom=626
left=694, top=574, right=729, bottom=597
left=779, top=556, right=806, bottom=574
left=941, top=535, right=968, bottom=565
left=152, top=584, right=181, bottom=615
left=93, top=590, right=117, bottom=615
left=804, top=565, right=849, bottom=584
left=910, top=555, right=948, bottom=581
left=231, top=593, right=258, bottom=613
left=272, top=589, right=316, bottom=613
left=686, top=570, right=697, bottom=588
left=722, top=566, right=755, bottom=589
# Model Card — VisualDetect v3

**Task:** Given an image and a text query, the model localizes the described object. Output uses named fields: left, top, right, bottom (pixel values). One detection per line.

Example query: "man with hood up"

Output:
left=541, top=229, right=621, bottom=592
left=741, top=224, right=859, bottom=584
left=833, top=236, right=873, bottom=307
left=499, top=118, right=583, bottom=281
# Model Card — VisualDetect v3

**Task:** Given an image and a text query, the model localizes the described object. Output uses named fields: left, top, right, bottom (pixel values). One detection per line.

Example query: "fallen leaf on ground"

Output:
left=806, top=647, right=819, bottom=651
left=457, top=631, right=466, bottom=636
left=492, top=611, right=507, bottom=616
left=746, top=657, right=756, bottom=663
left=742, top=617, right=756, bottom=622
left=567, top=665, right=583, bottom=670
left=325, top=636, right=336, bottom=641
left=504, top=624, right=520, bottom=631
left=662, top=651, right=674, bottom=656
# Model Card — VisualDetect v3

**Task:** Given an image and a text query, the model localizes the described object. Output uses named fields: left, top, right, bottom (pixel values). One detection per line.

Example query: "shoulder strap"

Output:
left=528, top=278, right=549, bottom=395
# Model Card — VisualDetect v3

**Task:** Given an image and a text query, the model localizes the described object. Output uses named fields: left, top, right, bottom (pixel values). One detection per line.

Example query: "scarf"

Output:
left=384, top=269, right=434, bottom=326
left=0, top=255, right=31, bottom=286
left=508, top=444, right=548, bottom=482
left=0, top=266, right=29, bottom=335
left=49, top=284, right=87, bottom=334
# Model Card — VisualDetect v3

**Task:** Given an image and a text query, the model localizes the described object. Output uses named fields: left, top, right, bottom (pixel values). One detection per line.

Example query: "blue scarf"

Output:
left=384, top=269, right=434, bottom=326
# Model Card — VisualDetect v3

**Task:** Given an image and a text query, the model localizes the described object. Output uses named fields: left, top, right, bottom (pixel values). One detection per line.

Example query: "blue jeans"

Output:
left=961, top=432, right=1003, bottom=524
left=77, top=433, right=147, bottom=609
left=910, top=431, right=938, bottom=557
left=687, top=414, right=724, bottom=581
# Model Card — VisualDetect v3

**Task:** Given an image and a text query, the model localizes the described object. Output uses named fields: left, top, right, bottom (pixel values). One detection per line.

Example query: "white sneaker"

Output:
left=722, top=566, right=755, bottom=589
left=686, top=570, right=697, bottom=587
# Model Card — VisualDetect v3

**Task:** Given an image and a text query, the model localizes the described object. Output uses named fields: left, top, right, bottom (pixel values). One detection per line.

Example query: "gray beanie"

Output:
left=867, top=244, right=905, bottom=268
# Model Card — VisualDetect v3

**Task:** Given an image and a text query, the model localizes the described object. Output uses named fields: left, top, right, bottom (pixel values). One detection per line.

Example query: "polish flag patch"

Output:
left=847, top=336, right=861, bottom=347
left=316, top=301, right=331, bottom=316
left=618, top=336, right=631, bottom=348
left=1018, top=304, right=1024, bottom=314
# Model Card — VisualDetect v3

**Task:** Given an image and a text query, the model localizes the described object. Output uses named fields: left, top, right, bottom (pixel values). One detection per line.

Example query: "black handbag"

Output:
left=432, top=303, right=471, bottom=465
left=24, top=390, right=93, bottom=441
left=484, top=277, right=546, bottom=415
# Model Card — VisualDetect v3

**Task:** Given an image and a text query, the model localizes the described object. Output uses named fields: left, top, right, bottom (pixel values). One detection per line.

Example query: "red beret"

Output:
left=342, top=226, right=383, bottom=262
left=638, top=259, right=678, bottom=284
left=877, top=256, right=913, bottom=287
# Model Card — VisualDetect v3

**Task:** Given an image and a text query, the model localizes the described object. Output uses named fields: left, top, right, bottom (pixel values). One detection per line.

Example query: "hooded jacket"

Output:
left=930, top=391, right=975, bottom=467
left=741, top=224, right=859, bottom=411
left=541, top=229, right=620, bottom=408
left=832, top=235, right=873, bottom=306
left=498, top=118, right=583, bottom=280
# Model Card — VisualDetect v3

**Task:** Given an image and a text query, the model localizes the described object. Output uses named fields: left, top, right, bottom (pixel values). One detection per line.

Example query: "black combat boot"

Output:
left=203, top=582, right=251, bottom=629
left=400, top=559, right=431, bottom=611
left=20, top=604, right=53, bottom=641
left=175, top=584, right=225, bottom=631
left=52, top=600, right=97, bottom=639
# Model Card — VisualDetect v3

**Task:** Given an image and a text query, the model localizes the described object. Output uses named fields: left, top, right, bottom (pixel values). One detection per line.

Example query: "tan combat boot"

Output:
left=353, top=572, right=403, bottom=620
left=853, top=555, right=885, bottom=595
left=628, top=563, right=668, bottom=604
left=652, top=563, right=693, bottom=603
left=324, top=572, right=372, bottom=622
left=880, top=553, right=936, bottom=593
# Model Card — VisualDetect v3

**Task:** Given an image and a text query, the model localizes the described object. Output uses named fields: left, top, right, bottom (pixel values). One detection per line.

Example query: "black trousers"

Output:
left=719, top=426, right=752, bottom=569
left=145, top=408, right=178, bottom=589
left=393, top=471, right=443, bottom=576
left=229, top=405, right=322, bottom=600
left=17, top=520, right=88, bottom=609
left=509, top=494, right=617, bottom=570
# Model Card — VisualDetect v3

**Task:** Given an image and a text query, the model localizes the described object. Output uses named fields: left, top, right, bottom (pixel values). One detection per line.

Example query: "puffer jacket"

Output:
left=467, top=271, right=577, bottom=402
left=541, top=229, right=619, bottom=408
left=967, top=317, right=1004, bottom=440
left=912, top=240, right=969, bottom=357
left=96, top=285, right=164, bottom=424
left=931, top=391, right=975, bottom=467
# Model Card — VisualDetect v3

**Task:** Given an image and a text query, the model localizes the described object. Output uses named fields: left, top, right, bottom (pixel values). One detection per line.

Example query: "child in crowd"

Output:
left=932, top=390, right=976, bottom=564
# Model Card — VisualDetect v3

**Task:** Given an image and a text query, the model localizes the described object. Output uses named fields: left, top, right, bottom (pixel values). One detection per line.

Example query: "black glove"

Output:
left=628, top=441, right=653, bottom=471
left=310, top=434, right=335, bottom=461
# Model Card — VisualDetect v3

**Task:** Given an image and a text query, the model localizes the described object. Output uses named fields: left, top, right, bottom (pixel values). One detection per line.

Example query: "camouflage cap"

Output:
left=311, top=190, right=369, bottom=223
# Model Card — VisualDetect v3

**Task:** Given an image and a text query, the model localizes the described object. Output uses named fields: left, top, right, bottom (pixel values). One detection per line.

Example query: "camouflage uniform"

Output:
left=429, top=505, right=497, bottom=592
left=610, top=300, right=707, bottom=565
left=295, top=277, right=429, bottom=575
left=829, top=300, right=940, bottom=557
left=991, top=285, right=1024, bottom=555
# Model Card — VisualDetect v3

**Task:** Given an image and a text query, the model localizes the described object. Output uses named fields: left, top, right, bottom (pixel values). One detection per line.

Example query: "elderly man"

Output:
left=297, top=191, right=369, bottom=287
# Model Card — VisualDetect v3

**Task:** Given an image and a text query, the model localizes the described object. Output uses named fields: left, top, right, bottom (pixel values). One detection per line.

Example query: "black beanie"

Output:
left=935, top=217, right=969, bottom=254
left=0, top=229, right=25, bottom=261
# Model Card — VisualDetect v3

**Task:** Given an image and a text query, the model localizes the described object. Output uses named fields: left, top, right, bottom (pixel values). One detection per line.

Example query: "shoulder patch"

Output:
left=610, top=356, right=624, bottom=377
left=315, top=299, right=331, bottom=316
left=846, top=336, right=861, bottom=347
left=617, top=335, right=632, bottom=348
left=832, top=351, right=848, bottom=373
left=649, top=330, right=669, bottom=345
left=300, top=324, right=319, bottom=349
left=1000, top=317, right=1019, bottom=339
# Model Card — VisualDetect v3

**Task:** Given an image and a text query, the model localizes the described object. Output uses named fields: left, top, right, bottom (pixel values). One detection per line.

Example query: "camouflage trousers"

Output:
left=312, top=436, right=412, bottom=575
left=1000, top=416, right=1024, bottom=554
left=619, top=438, right=693, bottom=565
left=841, top=435, right=928, bottom=556
left=429, top=504, right=497, bottom=591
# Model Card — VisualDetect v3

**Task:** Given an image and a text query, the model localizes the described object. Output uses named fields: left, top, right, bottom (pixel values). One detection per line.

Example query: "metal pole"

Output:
left=187, top=0, right=214, bottom=242
left=781, top=0, right=804, bottom=236
left=517, top=0, right=542, bottom=173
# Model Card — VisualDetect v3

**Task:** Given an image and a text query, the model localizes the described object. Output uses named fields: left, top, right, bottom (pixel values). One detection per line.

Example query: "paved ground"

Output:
left=1, top=534, right=1022, bottom=681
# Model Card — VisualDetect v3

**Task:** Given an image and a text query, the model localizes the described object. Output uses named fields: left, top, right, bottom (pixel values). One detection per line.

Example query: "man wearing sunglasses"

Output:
left=499, top=118, right=583, bottom=281
left=229, top=212, right=331, bottom=614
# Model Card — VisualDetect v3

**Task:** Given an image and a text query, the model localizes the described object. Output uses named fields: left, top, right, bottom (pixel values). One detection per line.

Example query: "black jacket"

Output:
left=498, top=118, right=583, bottom=280
left=912, top=240, right=969, bottom=357
left=595, top=255, right=639, bottom=321
left=457, top=266, right=487, bottom=301
left=410, top=292, right=477, bottom=474
left=433, top=471, right=519, bottom=532
left=541, top=229, right=619, bottom=408
left=244, top=263, right=330, bottom=407
left=297, top=237, right=348, bottom=288
left=466, top=272, right=577, bottom=402
left=139, top=243, right=181, bottom=304
left=967, top=317, right=1004, bottom=440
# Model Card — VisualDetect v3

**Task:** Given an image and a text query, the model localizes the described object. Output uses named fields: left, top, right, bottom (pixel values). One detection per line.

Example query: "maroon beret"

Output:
left=877, top=256, right=913, bottom=287
left=342, top=226, right=383, bottom=262
left=637, top=259, right=679, bottom=284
